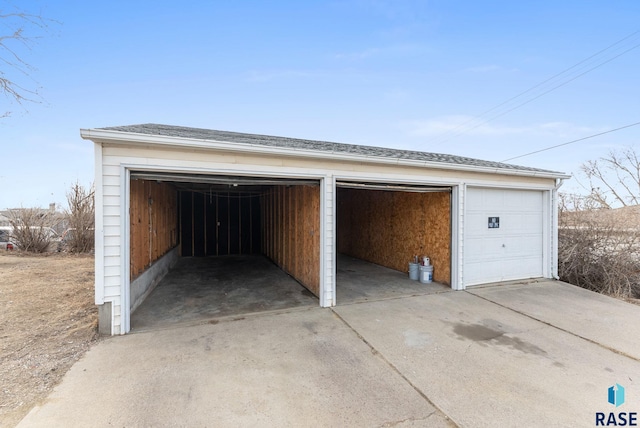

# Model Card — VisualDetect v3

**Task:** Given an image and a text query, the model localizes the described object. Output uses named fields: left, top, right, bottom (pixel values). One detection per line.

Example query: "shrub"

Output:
left=7, top=207, right=57, bottom=253
left=558, top=194, right=640, bottom=299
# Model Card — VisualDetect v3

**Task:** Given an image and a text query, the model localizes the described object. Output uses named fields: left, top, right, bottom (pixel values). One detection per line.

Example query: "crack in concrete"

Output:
left=377, top=410, right=440, bottom=427
left=331, top=309, right=460, bottom=428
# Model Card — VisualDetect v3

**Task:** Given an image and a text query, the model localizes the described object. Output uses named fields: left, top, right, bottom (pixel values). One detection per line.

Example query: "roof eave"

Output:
left=80, top=128, right=571, bottom=180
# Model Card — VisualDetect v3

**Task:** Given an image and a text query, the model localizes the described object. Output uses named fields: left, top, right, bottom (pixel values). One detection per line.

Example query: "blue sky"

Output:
left=1, top=0, right=639, bottom=208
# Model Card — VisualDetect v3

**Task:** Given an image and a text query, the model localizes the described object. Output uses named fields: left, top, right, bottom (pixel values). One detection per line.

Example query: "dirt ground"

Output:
left=0, top=252, right=98, bottom=428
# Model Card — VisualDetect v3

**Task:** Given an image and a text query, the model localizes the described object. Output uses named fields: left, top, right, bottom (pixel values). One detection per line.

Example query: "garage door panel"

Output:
left=464, top=260, right=504, bottom=284
left=466, top=213, right=491, bottom=235
left=466, top=189, right=485, bottom=206
left=504, top=214, right=542, bottom=232
left=467, top=237, right=541, bottom=261
left=505, top=236, right=542, bottom=256
left=467, top=253, right=542, bottom=283
left=502, top=232, right=542, bottom=245
left=465, top=237, right=507, bottom=262
left=483, top=191, right=505, bottom=206
left=505, top=191, right=541, bottom=210
left=464, top=188, right=544, bottom=286
left=502, top=256, right=541, bottom=279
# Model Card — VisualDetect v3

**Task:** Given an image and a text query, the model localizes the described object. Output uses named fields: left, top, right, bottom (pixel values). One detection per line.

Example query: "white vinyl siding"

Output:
left=451, top=185, right=464, bottom=290
left=100, top=151, right=124, bottom=333
left=322, top=175, right=334, bottom=307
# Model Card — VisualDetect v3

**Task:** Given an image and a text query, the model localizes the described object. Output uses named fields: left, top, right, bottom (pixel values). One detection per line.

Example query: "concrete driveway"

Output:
left=18, top=280, right=640, bottom=427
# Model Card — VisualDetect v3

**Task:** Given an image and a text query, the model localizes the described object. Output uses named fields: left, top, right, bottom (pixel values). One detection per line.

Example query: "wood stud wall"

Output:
left=130, top=179, right=178, bottom=279
left=337, top=188, right=451, bottom=284
left=261, top=185, right=320, bottom=296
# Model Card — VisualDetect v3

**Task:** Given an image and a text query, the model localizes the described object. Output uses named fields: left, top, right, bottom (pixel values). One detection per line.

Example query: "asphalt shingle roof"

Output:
left=100, top=123, right=563, bottom=175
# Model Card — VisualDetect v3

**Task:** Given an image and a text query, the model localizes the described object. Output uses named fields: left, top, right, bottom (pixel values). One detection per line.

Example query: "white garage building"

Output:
left=81, top=124, right=569, bottom=335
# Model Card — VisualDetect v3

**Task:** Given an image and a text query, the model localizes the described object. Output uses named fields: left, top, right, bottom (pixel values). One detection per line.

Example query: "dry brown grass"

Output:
left=0, top=252, right=98, bottom=427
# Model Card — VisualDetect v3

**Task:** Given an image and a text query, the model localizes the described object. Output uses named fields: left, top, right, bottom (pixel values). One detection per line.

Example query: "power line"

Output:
left=478, top=30, right=640, bottom=118
left=427, top=29, right=640, bottom=145
left=456, top=41, right=640, bottom=140
left=501, top=120, right=640, bottom=162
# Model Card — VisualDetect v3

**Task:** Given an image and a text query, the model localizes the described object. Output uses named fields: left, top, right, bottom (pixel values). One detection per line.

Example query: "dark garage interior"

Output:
left=128, top=176, right=452, bottom=330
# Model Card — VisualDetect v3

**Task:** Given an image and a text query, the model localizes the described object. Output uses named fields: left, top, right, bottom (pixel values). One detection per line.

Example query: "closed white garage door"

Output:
left=464, top=188, right=544, bottom=286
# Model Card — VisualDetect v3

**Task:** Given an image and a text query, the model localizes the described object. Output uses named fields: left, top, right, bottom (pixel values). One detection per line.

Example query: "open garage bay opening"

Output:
left=127, top=173, right=321, bottom=330
left=336, top=182, right=452, bottom=302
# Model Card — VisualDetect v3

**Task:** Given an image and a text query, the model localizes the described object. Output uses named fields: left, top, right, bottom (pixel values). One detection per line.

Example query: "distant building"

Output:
left=0, top=212, right=9, bottom=227
left=0, top=205, right=67, bottom=233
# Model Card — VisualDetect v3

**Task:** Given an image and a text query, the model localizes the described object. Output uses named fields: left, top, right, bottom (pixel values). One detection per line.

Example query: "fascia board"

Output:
left=80, top=128, right=571, bottom=180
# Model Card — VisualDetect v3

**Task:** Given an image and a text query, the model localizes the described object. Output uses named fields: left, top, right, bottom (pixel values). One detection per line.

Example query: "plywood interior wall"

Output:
left=130, top=179, right=178, bottom=279
left=337, top=188, right=451, bottom=284
left=179, top=191, right=261, bottom=257
left=261, top=185, right=320, bottom=296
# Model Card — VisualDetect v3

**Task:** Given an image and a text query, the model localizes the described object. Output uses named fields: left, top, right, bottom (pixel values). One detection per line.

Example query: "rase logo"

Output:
left=596, top=384, right=637, bottom=426
left=610, top=384, right=626, bottom=408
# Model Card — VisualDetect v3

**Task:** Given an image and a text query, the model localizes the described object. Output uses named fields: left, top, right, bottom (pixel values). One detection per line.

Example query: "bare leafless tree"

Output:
left=557, top=148, right=640, bottom=300
left=580, top=147, right=640, bottom=209
left=1, top=6, right=56, bottom=117
left=7, top=207, right=57, bottom=253
left=558, top=192, right=640, bottom=299
left=64, top=182, right=95, bottom=253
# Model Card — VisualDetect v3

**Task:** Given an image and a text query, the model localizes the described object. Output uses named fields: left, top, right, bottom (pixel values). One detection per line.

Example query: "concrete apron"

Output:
left=18, top=307, right=453, bottom=428
left=466, top=280, right=640, bottom=361
left=334, top=281, right=640, bottom=427
left=18, top=280, right=640, bottom=427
